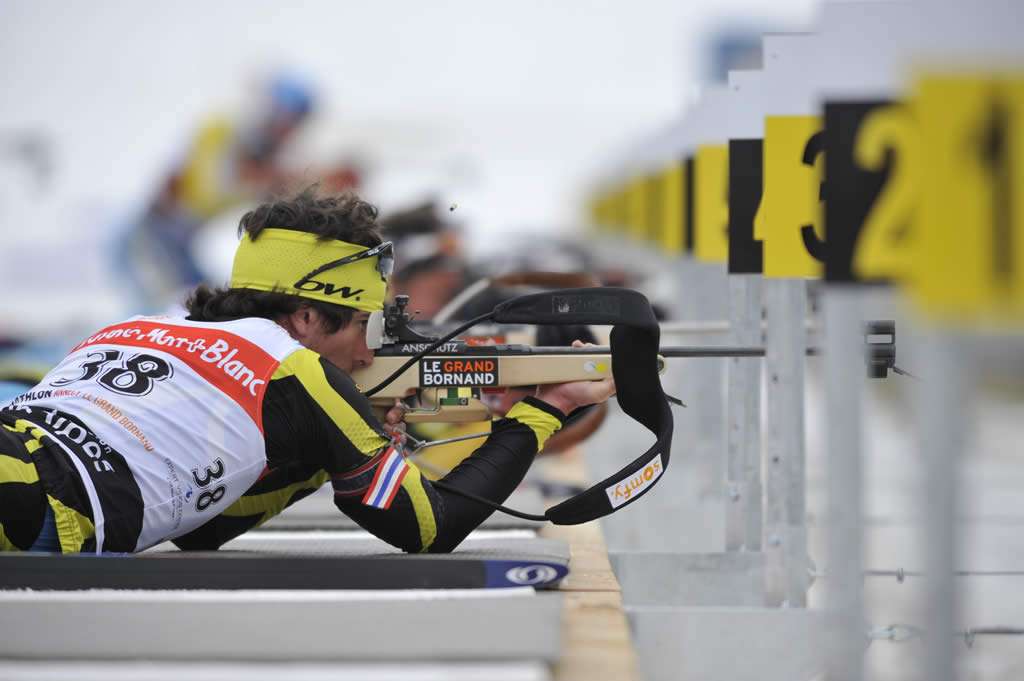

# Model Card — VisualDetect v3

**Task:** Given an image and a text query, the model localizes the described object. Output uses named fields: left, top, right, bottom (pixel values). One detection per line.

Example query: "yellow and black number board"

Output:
left=694, top=144, right=729, bottom=263
left=684, top=156, right=696, bottom=253
left=822, top=99, right=912, bottom=283
left=912, top=72, right=1024, bottom=322
left=728, top=138, right=764, bottom=274
left=759, top=115, right=825, bottom=278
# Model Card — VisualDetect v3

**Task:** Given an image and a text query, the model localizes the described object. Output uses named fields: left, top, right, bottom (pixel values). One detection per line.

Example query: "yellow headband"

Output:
left=230, top=228, right=387, bottom=312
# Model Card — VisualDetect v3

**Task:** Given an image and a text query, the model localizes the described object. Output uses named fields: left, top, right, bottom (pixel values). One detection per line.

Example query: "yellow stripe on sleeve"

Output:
left=220, top=470, right=329, bottom=524
left=47, top=494, right=95, bottom=554
left=0, top=524, right=18, bottom=551
left=3, top=420, right=47, bottom=454
left=0, top=453, right=39, bottom=485
left=506, top=401, right=562, bottom=451
left=273, top=349, right=389, bottom=456
left=400, top=466, right=437, bottom=552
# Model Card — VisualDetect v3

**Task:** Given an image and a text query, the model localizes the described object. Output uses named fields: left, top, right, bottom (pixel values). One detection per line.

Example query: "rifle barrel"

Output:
left=527, top=346, right=822, bottom=358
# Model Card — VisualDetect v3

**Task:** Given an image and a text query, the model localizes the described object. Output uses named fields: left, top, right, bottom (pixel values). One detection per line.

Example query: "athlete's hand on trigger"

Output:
left=535, top=340, right=616, bottom=415
left=383, top=399, right=408, bottom=445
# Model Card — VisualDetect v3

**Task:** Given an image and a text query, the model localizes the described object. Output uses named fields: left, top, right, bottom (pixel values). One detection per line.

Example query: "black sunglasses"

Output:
left=294, top=241, right=394, bottom=287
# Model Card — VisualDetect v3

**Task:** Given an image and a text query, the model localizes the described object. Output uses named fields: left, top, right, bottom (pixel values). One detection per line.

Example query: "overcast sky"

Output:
left=0, top=0, right=817, bottom=252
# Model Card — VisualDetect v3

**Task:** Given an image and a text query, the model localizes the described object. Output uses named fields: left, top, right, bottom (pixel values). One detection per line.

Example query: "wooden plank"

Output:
left=537, top=448, right=639, bottom=681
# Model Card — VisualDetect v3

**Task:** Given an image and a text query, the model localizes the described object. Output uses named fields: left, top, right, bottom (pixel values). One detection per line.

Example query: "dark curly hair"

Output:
left=185, top=185, right=383, bottom=332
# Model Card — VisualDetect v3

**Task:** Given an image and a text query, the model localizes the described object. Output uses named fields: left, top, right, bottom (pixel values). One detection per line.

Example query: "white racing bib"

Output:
left=8, top=316, right=301, bottom=551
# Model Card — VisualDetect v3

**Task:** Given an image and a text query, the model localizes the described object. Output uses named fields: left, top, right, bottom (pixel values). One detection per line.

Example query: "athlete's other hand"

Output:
left=535, top=340, right=616, bottom=415
left=383, top=399, right=408, bottom=444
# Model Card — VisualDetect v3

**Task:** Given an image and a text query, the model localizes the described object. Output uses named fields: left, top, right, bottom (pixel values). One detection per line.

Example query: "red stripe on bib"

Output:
left=73, top=320, right=279, bottom=432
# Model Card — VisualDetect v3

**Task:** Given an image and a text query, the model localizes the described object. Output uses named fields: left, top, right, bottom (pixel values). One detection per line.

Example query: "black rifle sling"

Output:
left=364, top=287, right=673, bottom=525
left=489, top=287, right=673, bottom=524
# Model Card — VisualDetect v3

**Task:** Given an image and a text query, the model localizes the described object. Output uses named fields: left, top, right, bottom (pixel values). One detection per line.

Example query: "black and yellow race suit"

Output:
left=173, top=351, right=562, bottom=553
left=0, top=346, right=563, bottom=554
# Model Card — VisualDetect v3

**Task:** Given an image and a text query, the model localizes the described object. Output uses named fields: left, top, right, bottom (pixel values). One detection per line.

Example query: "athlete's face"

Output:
left=284, top=308, right=375, bottom=373
left=315, top=311, right=375, bottom=373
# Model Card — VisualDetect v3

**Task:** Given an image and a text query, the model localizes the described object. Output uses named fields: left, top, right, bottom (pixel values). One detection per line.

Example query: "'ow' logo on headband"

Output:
left=294, top=280, right=365, bottom=299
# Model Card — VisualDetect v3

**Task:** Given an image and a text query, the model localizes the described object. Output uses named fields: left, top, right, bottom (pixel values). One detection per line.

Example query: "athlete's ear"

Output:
left=279, top=306, right=318, bottom=342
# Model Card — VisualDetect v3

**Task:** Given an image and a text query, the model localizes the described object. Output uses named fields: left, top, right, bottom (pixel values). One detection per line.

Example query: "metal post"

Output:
left=726, top=274, right=763, bottom=552
left=677, top=260, right=729, bottom=552
left=823, top=287, right=865, bottom=681
left=763, top=278, right=808, bottom=607
left=917, top=329, right=968, bottom=681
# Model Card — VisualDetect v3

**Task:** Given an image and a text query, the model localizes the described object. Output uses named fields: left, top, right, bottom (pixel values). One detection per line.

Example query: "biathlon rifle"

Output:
left=351, top=294, right=900, bottom=424
left=350, top=287, right=900, bottom=526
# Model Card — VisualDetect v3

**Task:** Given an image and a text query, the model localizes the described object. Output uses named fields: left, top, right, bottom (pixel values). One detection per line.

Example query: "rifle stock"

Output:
left=353, top=350, right=652, bottom=423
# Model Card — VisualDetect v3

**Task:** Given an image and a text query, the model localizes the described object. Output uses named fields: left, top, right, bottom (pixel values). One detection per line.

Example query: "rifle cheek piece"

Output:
left=490, top=287, right=674, bottom=524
